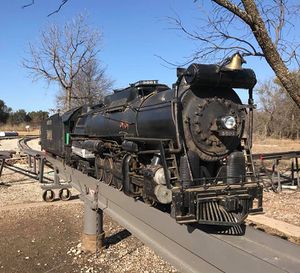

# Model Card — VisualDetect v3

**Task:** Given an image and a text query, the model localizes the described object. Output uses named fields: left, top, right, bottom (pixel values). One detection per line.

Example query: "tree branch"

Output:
left=22, top=0, right=70, bottom=16
left=22, top=0, right=34, bottom=9
left=47, top=0, right=70, bottom=17
left=212, top=0, right=253, bottom=25
left=274, top=0, right=285, bottom=49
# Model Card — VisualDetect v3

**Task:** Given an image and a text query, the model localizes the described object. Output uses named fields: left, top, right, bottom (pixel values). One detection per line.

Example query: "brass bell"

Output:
left=225, top=52, right=246, bottom=70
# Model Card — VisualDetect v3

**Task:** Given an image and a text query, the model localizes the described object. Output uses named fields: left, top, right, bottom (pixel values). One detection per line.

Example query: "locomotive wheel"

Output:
left=144, top=197, right=157, bottom=207
left=42, top=189, right=55, bottom=202
left=77, top=163, right=84, bottom=173
left=103, top=157, right=113, bottom=185
left=58, top=188, right=71, bottom=201
left=95, top=156, right=104, bottom=181
left=115, top=180, right=123, bottom=191
left=111, top=159, right=123, bottom=191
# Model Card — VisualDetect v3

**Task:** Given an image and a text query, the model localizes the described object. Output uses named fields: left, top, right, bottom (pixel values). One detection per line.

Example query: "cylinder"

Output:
left=82, top=140, right=103, bottom=152
left=185, top=63, right=257, bottom=89
left=226, top=151, right=245, bottom=184
left=180, top=155, right=192, bottom=188
left=82, top=202, right=105, bottom=253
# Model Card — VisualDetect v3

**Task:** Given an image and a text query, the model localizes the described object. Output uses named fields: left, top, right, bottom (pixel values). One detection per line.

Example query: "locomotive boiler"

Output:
left=41, top=53, right=263, bottom=227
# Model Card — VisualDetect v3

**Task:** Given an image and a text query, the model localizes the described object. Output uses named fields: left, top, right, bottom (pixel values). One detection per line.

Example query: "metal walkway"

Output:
left=50, top=157, right=300, bottom=273
left=19, top=138, right=300, bottom=273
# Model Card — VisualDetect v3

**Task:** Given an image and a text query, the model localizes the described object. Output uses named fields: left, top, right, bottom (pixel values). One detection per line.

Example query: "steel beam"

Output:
left=52, top=159, right=300, bottom=273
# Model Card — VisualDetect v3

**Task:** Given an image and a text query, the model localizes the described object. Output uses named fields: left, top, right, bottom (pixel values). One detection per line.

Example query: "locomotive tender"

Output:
left=41, top=53, right=263, bottom=227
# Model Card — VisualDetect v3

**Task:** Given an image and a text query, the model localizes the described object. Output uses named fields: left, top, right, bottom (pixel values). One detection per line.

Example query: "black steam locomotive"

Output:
left=41, top=53, right=263, bottom=227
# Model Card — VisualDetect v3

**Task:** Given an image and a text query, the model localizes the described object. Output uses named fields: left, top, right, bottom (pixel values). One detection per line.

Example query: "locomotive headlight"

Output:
left=221, top=116, right=236, bottom=130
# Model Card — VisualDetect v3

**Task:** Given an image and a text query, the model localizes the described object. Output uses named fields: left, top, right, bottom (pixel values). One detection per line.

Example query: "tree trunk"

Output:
left=291, top=114, right=295, bottom=137
left=264, top=124, right=267, bottom=138
left=241, top=0, right=300, bottom=108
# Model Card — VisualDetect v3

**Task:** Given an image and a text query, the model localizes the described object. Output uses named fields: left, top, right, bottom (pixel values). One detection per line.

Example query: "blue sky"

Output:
left=0, top=1, right=294, bottom=112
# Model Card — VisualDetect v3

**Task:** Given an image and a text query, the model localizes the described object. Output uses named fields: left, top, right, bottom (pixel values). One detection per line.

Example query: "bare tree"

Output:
left=254, top=74, right=300, bottom=139
left=255, top=80, right=284, bottom=137
left=23, top=14, right=106, bottom=111
left=169, top=0, right=300, bottom=107
left=56, top=58, right=113, bottom=110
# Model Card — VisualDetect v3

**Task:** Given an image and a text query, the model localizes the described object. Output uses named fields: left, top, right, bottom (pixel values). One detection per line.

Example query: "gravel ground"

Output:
left=0, top=202, right=177, bottom=273
left=251, top=138, right=300, bottom=229
left=263, top=190, right=300, bottom=227
left=0, top=138, right=177, bottom=273
left=252, top=138, right=300, bottom=153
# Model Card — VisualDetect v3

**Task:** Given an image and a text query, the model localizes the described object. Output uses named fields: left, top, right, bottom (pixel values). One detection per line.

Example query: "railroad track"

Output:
left=252, top=150, right=300, bottom=191
left=253, top=150, right=300, bottom=160
left=19, top=137, right=300, bottom=273
left=17, top=136, right=40, bottom=155
left=0, top=136, right=20, bottom=140
left=2, top=137, right=49, bottom=183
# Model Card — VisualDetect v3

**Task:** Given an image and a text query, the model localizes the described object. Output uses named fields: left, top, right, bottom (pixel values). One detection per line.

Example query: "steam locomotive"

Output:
left=41, top=53, right=263, bottom=227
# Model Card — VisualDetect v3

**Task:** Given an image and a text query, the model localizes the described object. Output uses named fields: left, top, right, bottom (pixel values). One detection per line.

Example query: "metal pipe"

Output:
left=247, top=88, right=254, bottom=149
left=0, top=159, right=5, bottom=177
left=123, top=154, right=132, bottom=195
left=292, top=160, right=295, bottom=186
left=296, top=157, right=300, bottom=188
left=38, top=158, right=45, bottom=183
left=33, top=157, right=37, bottom=174
left=159, top=141, right=171, bottom=189
left=82, top=202, right=105, bottom=253
left=169, top=84, right=182, bottom=153
left=54, top=167, right=60, bottom=185
left=276, top=160, right=281, bottom=192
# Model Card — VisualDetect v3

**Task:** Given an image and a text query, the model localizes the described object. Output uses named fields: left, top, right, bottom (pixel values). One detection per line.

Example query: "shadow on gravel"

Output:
left=0, top=182, right=11, bottom=187
left=104, top=229, right=132, bottom=248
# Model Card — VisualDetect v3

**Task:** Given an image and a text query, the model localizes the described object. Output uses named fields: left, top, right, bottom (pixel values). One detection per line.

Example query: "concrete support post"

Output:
left=82, top=202, right=105, bottom=253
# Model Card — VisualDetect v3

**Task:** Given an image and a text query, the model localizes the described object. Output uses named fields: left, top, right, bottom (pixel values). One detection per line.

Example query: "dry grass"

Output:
left=0, top=123, right=29, bottom=131
left=252, top=137, right=300, bottom=154
left=0, top=124, right=40, bottom=136
left=252, top=137, right=300, bottom=177
left=17, top=130, right=40, bottom=136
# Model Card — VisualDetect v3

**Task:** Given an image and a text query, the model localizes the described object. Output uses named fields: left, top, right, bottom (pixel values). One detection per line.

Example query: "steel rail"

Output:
left=20, top=138, right=300, bottom=273
left=253, top=150, right=300, bottom=160
left=0, top=136, right=20, bottom=140
left=0, top=150, right=15, bottom=159
left=17, top=136, right=40, bottom=156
